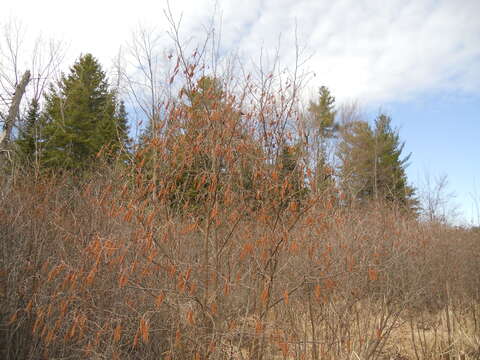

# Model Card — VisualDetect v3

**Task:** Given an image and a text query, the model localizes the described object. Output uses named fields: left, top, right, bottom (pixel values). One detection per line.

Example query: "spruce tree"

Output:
left=16, top=99, right=42, bottom=163
left=373, top=115, right=417, bottom=208
left=307, top=86, right=337, bottom=139
left=338, top=114, right=416, bottom=208
left=39, top=54, right=129, bottom=170
left=306, top=86, right=338, bottom=191
left=136, top=76, right=226, bottom=210
left=173, top=76, right=226, bottom=209
left=277, top=143, right=307, bottom=205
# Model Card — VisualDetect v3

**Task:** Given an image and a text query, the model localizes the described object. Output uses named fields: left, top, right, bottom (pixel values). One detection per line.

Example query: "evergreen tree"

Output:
left=16, top=99, right=42, bottom=163
left=373, top=115, right=415, bottom=204
left=306, top=86, right=338, bottom=191
left=136, top=76, right=227, bottom=210
left=172, top=76, right=227, bottom=209
left=39, top=54, right=129, bottom=170
left=277, top=143, right=308, bottom=204
left=307, top=86, right=337, bottom=139
left=111, top=99, right=130, bottom=154
left=338, top=114, right=416, bottom=208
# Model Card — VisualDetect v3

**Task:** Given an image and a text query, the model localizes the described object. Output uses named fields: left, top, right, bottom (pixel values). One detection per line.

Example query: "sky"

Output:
left=2, top=0, right=479, bottom=224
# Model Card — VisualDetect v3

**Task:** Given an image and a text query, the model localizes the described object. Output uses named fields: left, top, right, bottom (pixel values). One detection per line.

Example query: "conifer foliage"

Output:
left=16, top=99, right=42, bottom=163
left=37, top=54, right=128, bottom=170
left=338, top=114, right=416, bottom=207
left=307, top=86, right=337, bottom=139
left=306, top=86, right=338, bottom=192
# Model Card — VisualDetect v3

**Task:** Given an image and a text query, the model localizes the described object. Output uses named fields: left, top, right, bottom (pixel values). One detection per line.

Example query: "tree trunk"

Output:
left=0, top=70, right=31, bottom=151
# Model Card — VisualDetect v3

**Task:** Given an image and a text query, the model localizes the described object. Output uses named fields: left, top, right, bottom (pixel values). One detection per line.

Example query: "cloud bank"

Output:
left=216, top=0, right=480, bottom=104
left=3, top=0, right=479, bottom=105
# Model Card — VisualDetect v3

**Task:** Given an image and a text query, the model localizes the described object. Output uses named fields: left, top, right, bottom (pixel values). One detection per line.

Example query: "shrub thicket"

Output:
left=1, top=24, right=479, bottom=360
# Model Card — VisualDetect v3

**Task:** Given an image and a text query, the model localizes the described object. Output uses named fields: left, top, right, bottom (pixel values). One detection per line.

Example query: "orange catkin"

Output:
left=25, top=299, right=33, bottom=313
left=133, top=329, right=139, bottom=347
left=186, top=310, right=195, bottom=325
left=255, top=320, right=264, bottom=334
left=260, top=287, right=269, bottom=304
left=123, top=209, right=133, bottom=222
left=119, top=271, right=128, bottom=288
left=155, top=292, right=165, bottom=308
left=368, top=268, right=379, bottom=281
left=145, top=212, right=155, bottom=227
left=68, top=322, right=76, bottom=339
left=175, top=329, right=181, bottom=346
left=8, top=311, right=17, bottom=325
left=85, top=266, right=97, bottom=285
left=279, top=342, right=289, bottom=357
left=113, top=322, right=122, bottom=343
left=140, top=317, right=150, bottom=344
left=189, top=281, right=197, bottom=295
left=210, top=302, right=218, bottom=315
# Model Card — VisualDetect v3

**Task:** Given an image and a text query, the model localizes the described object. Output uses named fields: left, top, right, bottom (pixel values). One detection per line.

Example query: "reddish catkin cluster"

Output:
left=3, top=167, right=478, bottom=360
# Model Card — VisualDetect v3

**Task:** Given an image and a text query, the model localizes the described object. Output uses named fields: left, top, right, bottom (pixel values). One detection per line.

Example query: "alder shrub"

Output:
left=1, top=169, right=480, bottom=359
left=1, top=37, right=480, bottom=360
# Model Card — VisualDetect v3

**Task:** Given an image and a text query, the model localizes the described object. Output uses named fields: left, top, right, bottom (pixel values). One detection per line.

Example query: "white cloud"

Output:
left=218, top=0, right=480, bottom=104
left=1, top=0, right=479, bottom=104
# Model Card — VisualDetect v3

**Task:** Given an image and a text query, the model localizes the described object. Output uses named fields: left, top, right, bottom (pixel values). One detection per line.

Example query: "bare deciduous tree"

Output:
left=0, top=18, right=64, bottom=157
left=0, top=70, right=30, bottom=149
left=419, top=171, right=459, bottom=224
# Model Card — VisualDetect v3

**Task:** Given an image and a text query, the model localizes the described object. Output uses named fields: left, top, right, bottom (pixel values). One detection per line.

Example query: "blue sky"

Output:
left=1, top=0, right=479, bottom=224
left=385, top=94, right=480, bottom=225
